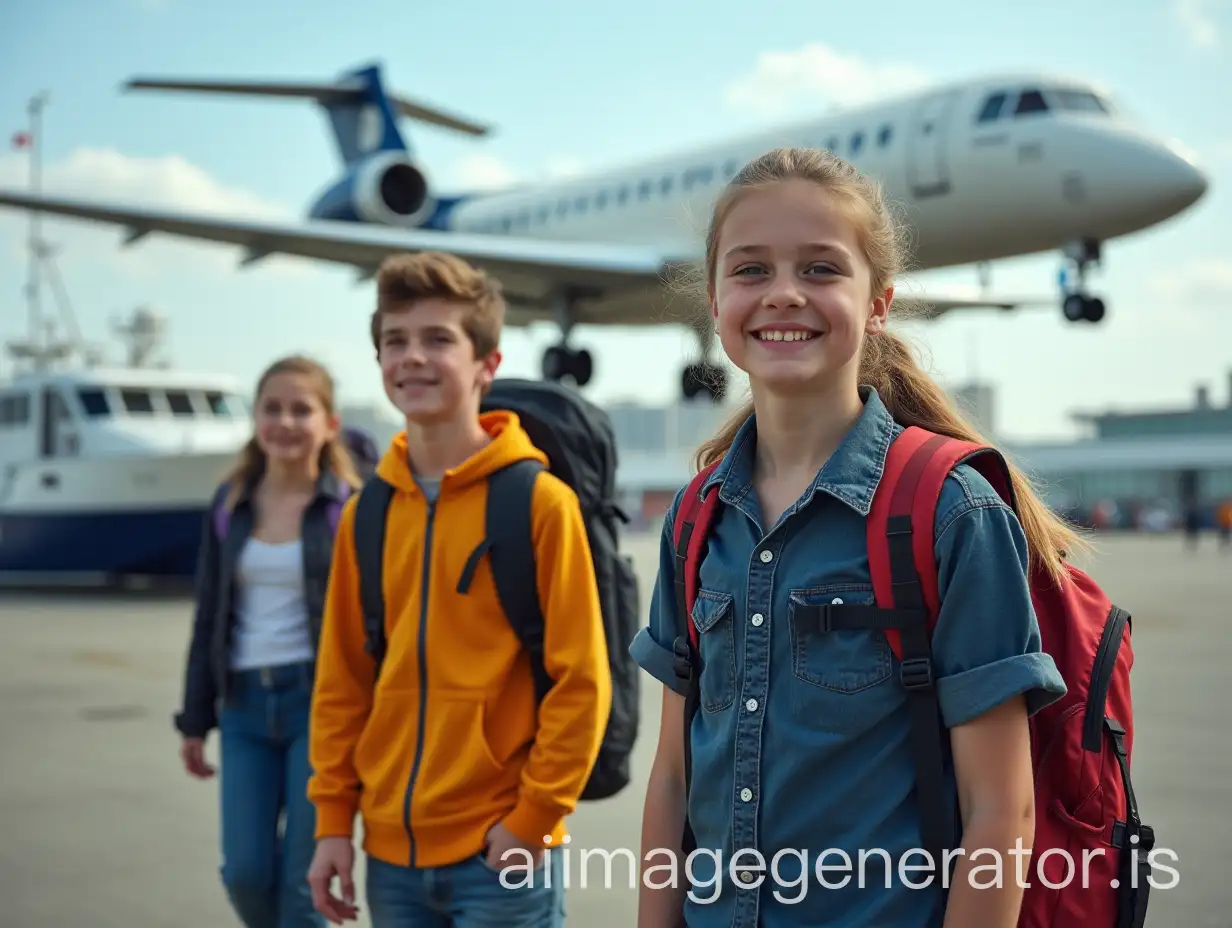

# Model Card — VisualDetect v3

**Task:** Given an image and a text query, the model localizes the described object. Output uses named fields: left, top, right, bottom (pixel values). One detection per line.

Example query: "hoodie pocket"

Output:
left=410, top=694, right=510, bottom=822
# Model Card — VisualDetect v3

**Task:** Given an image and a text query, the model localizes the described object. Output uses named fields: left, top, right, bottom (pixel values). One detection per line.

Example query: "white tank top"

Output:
left=229, top=538, right=315, bottom=671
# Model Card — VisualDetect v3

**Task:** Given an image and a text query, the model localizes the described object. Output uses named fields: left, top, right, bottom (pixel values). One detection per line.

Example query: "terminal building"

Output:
left=607, top=372, right=1232, bottom=531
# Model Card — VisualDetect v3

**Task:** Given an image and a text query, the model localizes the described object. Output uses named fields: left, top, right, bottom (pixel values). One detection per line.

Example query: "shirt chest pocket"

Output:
left=787, top=584, right=893, bottom=694
left=691, top=589, right=737, bottom=712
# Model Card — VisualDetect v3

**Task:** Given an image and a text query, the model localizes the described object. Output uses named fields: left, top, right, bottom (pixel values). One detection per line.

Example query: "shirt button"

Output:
left=745, top=698, right=758, bottom=712
left=759, top=550, right=773, bottom=563
left=751, top=613, right=764, bottom=626
left=738, top=870, right=756, bottom=884
left=740, top=787, right=753, bottom=801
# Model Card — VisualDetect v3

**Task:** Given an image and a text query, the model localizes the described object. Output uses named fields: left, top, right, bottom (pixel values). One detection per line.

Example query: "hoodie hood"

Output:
left=375, top=410, right=549, bottom=495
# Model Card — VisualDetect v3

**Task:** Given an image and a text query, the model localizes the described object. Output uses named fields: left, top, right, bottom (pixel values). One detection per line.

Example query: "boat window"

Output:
left=204, top=390, right=247, bottom=417
left=1051, top=88, right=1109, bottom=114
left=0, top=392, right=31, bottom=426
left=120, top=388, right=155, bottom=414
left=1014, top=89, right=1049, bottom=116
left=165, top=389, right=195, bottom=416
left=976, top=92, right=1007, bottom=123
left=77, top=387, right=111, bottom=418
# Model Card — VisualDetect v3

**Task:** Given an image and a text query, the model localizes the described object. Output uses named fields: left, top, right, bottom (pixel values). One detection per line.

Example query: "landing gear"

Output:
left=538, top=288, right=594, bottom=388
left=680, top=319, right=727, bottom=402
left=1059, top=238, right=1107, bottom=323
left=541, top=344, right=593, bottom=386
left=682, top=361, right=726, bottom=402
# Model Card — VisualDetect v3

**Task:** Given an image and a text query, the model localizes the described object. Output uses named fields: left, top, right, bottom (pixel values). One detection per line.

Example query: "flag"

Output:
left=12, top=132, right=31, bottom=149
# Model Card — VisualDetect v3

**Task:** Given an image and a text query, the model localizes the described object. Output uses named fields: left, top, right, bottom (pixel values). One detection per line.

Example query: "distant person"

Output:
left=304, top=251, right=612, bottom=927
left=1217, top=498, right=1232, bottom=549
left=631, top=148, right=1070, bottom=927
left=174, top=355, right=363, bottom=928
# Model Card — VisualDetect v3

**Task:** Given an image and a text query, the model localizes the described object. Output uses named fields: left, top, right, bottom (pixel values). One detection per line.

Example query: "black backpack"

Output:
left=351, top=377, right=642, bottom=801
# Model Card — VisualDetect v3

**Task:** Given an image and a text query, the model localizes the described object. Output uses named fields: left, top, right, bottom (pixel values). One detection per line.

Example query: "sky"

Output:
left=1, top=0, right=1230, bottom=442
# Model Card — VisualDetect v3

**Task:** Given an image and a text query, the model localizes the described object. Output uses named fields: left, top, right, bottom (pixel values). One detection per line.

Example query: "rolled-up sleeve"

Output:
left=629, top=489, right=691, bottom=697
left=930, top=469, right=1067, bottom=728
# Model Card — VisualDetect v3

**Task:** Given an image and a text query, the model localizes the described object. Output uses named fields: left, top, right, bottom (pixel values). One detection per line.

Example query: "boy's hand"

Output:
left=484, top=821, right=545, bottom=871
left=307, top=837, right=359, bottom=924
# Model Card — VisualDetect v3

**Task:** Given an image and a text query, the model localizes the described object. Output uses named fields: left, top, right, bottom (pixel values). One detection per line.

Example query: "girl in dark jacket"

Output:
left=175, top=355, right=361, bottom=928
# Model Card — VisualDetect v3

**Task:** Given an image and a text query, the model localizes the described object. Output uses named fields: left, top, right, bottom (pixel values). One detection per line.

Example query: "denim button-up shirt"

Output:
left=630, top=387, right=1067, bottom=928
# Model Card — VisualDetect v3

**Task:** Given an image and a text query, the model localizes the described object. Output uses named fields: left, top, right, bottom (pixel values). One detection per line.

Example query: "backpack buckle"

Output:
left=900, top=657, right=934, bottom=690
left=672, top=636, right=694, bottom=682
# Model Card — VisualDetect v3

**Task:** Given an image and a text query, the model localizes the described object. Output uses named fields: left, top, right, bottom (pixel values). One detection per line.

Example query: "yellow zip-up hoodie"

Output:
left=307, top=410, right=612, bottom=868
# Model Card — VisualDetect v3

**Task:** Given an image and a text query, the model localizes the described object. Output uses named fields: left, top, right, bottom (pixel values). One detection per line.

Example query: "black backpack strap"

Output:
left=457, top=458, right=553, bottom=702
left=353, top=475, right=395, bottom=676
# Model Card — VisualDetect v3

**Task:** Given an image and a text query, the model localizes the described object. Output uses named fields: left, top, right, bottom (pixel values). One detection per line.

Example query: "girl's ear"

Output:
left=866, top=285, right=894, bottom=334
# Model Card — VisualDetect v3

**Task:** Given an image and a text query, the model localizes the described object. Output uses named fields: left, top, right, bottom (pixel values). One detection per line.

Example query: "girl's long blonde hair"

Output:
left=220, top=355, right=362, bottom=510
left=689, top=147, right=1087, bottom=585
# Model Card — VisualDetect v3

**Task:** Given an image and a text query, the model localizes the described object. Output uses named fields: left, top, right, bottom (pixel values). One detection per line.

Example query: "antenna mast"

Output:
left=6, top=91, right=83, bottom=374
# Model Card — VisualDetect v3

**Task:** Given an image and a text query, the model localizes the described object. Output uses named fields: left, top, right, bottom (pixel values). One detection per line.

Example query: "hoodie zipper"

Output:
left=402, top=495, right=436, bottom=866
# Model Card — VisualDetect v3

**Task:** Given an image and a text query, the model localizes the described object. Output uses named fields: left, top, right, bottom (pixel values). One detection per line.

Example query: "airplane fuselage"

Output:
left=442, top=75, right=1206, bottom=274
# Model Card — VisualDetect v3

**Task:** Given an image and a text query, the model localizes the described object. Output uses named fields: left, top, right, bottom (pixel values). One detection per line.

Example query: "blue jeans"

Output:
left=218, top=661, right=323, bottom=928
left=366, top=849, right=566, bottom=927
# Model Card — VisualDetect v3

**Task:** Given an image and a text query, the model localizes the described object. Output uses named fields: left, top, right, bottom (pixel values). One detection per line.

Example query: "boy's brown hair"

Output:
left=370, top=251, right=505, bottom=356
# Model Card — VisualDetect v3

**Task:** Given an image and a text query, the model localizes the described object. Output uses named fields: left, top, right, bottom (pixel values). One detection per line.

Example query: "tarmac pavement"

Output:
left=0, top=531, right=1225, bottom=926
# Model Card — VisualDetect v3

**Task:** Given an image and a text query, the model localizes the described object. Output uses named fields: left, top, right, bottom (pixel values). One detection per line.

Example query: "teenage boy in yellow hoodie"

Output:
left=305, top=251, right=612, bottom=927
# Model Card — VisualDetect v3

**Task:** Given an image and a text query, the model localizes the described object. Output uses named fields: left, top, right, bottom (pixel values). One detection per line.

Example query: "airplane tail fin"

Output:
left=124, top=63, right=490, bottom=169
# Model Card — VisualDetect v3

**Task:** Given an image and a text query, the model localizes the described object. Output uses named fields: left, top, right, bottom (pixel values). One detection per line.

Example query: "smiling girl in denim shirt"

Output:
left=632, top=148, right=1073, bottom=928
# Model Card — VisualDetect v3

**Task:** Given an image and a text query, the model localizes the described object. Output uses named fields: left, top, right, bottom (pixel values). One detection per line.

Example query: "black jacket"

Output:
left=174, top=470, right=352, bottom=738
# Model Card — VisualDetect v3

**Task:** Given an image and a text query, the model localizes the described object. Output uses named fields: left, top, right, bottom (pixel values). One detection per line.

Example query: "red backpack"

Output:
left=670, top=425, right=1154, bottom=928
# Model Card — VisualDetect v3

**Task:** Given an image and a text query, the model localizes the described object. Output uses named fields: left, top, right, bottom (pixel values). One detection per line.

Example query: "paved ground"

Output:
left=0, top=531, right=1226, bottom=926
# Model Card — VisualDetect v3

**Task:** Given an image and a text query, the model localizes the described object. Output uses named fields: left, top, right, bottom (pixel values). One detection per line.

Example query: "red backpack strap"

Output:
left=668, top=460, right=720, bottom=859
left=671, top=461, right=722, bottom=655
left=867, top=426, right=1013, bottom=658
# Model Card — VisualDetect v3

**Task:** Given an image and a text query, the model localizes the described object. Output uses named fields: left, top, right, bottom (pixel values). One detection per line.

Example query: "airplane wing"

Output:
left=0, top=189, right=1050, bottom=327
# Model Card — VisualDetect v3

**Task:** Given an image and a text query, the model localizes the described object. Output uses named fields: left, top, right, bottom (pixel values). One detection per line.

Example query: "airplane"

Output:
left=0, top=62, right=1209, bottom=402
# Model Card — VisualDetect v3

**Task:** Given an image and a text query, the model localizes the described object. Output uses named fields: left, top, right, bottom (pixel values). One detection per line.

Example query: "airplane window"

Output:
left=617, top=185, right=629, bottom=205
left=573, top=195, right=587, bottom=213
left=976, top=92, right=1007, bottom=123
left=877, top=124, right=893, bottom=147
left=1014, top=89, right=1049, bottom=116
left=723, top=158, right=739, bottom=178
left=638, top=180, right=652, bottom=200
left=120, top=388, right=155, bottom=414
left=536, top=206, right=549, bottom=224
left=595, top=190, right=608, bottom=209
left=165, top=389, right=194, bottom=416
left=1052, top=89, right=1109, bottom=114
left=660, top=176, right=673, bottom=196
left=850, top=132, right=864, bottom=155
left=826, top=137, right=839, bottom=152
left=556, top=199, right=568, bottom=217
left=77, top=387, right=110, bottom=417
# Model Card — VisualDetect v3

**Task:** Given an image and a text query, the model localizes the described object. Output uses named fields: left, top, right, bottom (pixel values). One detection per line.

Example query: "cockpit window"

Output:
left=1052, top=88, right=1109, bottom=114
left=165, top=389, right=194, bottom=417
left=1014, top=89, right=1049, bottom=115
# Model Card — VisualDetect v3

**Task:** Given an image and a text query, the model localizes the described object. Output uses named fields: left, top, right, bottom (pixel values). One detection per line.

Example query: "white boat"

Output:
left=0, top=312, right=253, bottom=582
left=0, top=101, right=252, bottom=583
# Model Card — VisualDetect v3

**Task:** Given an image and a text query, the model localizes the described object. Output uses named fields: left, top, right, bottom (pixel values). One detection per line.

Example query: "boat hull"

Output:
left=0, top=451, right=234, bottom=579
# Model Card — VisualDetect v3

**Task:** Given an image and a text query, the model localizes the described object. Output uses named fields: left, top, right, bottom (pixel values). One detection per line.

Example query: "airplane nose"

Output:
left=1147, top=141, right=1209, bottom=217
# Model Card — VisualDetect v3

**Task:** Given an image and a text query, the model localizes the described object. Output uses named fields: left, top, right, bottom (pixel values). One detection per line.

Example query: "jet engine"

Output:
left=308, top=150, right=436, bottom=227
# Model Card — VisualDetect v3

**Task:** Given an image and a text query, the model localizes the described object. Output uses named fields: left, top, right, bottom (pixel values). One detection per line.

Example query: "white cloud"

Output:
left=0, top=146, right=311, bottom=281
left=1174, top=0, right=1222, bottom=48
left=1147, top=257, right=1232, bottom=305
left=725, top=43, right=931, bottom=114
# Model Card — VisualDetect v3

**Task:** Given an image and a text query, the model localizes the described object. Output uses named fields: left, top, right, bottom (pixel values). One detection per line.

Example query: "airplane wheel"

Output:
left=542, top=345, right=567, bottom=381
left=572, top=348, right=593, bottom=387
left=1063, top=295, right=1087, bottom=322
left=1084, top=297, right=1106, bottom=322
